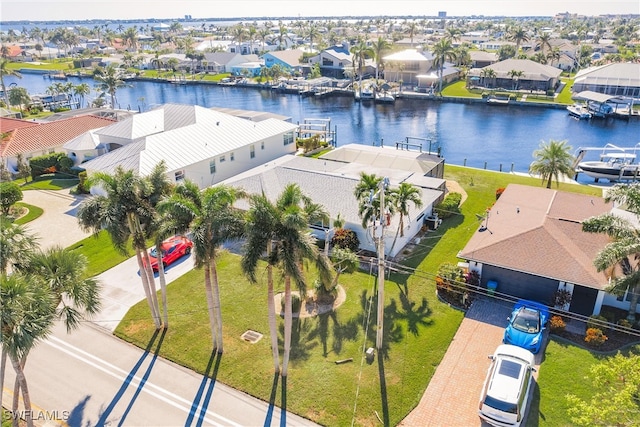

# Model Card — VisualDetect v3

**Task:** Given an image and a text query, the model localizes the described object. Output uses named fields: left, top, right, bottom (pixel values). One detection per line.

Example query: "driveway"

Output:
left=20, top=188, right=92, bottom=249
left=399, top=298, right=545, bottom=427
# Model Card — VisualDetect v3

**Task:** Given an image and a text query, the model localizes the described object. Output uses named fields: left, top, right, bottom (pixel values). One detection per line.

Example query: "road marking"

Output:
left=45, top=335, right=242, bottom=427
left=2, top=386, right=69, bottom=427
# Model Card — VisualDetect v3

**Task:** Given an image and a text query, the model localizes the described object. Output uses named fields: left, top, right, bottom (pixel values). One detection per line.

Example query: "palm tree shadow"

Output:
left=357, top=290, right=404, bottom=360
left=65, top=395, right=91, bottom=427
left=280, top=376, right=288, bottom=427
left=264, top=372, right=280, bottom=427
left=396, top=286, right=433, bottom=336
left=95, top=328, right=165, bottom=426
left=185, top=350, right=222, bottom=427
left=317, top=311, right=360, bottom=357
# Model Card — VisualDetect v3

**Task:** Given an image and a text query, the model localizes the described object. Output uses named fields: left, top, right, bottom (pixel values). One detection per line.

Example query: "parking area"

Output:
left=399, top=297, right=545, bottom=426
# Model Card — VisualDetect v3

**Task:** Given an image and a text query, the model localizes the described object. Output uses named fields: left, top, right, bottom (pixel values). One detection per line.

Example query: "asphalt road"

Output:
left=3, top=321, right=317, bottom=427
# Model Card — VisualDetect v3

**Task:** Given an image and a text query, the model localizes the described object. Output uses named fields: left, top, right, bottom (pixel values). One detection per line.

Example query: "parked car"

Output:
left=478, top=344, right=536, bottom=427
left=147, top=235, right=193, bottom=272
left=503, top=300, right=549, bottom=354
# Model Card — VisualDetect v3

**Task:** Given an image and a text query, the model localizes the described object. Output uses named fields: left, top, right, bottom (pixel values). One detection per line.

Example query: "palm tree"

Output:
left=372, top=37, right=391, bottom=81
left=350, top=40, right=374, bottom=96
left=390, top=182, right=423, bottom=238
left=327, top=247, right=359, bottom=291
left=158, top=181, right=245, bottom=352
left=582, top=183, right=640, bottom=322
left=507, top=26, right=530, bottom=56
left=354, top=172, right=383, bottom=228
left=507, top=69, right=524, bottom=90
left=73, top=82, right=90, bottom=108
left=77, top=164, right=170, bottom=329
left=94, top=64, right=127, bottom=109
left=529, top=139, right=575, bottom=189
left=0, top=58, right=22, bottom=109
left=431, top=38, right=457, bottom=94
left=242, top=184, right=332, bottom=377
left=20, top=246, right=101, bottom=332
left=0, top=222, right=38, bottom=275
left=404, top=21, right=419, bottom=47
left=536, top=33, right=552, bottom=55
left=1, top=273, right=55, bottom=427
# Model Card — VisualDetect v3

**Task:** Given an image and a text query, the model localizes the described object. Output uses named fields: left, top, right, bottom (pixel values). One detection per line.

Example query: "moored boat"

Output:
left=375, top=91, right=395, bottom=104
left=567, top=103, right=592, bottom=120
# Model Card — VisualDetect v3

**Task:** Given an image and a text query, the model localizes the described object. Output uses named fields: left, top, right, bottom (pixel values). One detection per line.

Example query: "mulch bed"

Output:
left=552, top=328, right=640, bottom=353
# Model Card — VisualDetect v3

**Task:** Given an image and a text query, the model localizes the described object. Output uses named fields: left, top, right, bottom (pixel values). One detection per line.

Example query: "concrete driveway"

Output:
left=399, top=297, right=545, bottom=427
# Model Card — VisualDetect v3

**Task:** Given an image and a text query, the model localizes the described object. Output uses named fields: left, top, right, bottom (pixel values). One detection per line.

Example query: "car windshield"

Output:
left=512, top=308, right=540, bottom=333
left=149, top=247, right=167, bottom=258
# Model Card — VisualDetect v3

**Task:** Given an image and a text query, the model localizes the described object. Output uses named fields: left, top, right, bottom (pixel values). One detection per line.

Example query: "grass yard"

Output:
left=528, top=339, right=640, bottom=427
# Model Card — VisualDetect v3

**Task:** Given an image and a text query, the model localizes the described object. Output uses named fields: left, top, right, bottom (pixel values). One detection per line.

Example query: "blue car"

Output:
left=503, top=300, right=549, bottom=354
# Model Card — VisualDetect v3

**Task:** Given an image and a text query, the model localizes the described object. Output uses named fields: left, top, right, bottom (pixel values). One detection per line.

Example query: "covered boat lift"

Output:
left=571, top=91, right=637, bottom=119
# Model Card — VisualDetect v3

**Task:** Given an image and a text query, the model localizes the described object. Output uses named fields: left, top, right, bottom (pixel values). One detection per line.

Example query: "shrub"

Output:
left=548, top=315, right=566, bottom=333
left=553, top=289, right=573, bottom=308
left=617, top=319, right=632, bottom=329
left=436, top=262, right=466, bottom=306
left=30, top=152, right=73, bottom=179
left=584, top=328, right=607, bottom=347
left=495, top=187, right=505, bottom=200
left=587, top=315, right=608, bottom=331
left=0, top=181, right=23, bottom=215
left=280, top=294, right=302, bottom=314
left=76, top=171, right=90, bottom=194
left=331, top=228, right=360, bottom=252
left=434, top=192, right=462, bottom=219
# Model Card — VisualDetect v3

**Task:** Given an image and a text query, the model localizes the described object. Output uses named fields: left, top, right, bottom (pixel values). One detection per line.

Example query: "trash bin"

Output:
left=487, top=281, right=498, bottom=296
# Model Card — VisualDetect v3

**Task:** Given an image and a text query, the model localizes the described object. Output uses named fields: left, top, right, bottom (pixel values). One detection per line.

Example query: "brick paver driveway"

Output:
left=399, top=297, right=543, bottom=427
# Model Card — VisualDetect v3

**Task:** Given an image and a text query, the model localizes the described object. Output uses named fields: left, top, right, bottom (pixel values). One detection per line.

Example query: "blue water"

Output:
left=7, top=72, right=639, bottom=182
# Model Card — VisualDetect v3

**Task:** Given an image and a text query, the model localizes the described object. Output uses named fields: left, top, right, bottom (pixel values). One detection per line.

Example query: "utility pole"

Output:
left=376, top=178, right=389, bottom=351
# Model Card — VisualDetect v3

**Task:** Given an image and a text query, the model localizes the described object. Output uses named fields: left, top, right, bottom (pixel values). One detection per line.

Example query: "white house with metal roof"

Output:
left=221, top=144, right=446, bottom=258
left=79, top=104, right=298, bottom=190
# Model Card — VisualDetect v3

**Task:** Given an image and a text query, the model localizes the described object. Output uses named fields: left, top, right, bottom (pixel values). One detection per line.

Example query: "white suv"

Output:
left=478, top=344, right=536, bottom=427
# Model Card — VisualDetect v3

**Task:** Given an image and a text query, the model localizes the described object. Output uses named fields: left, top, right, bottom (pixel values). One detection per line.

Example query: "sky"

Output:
left=1, top=0, right=638, bottom=22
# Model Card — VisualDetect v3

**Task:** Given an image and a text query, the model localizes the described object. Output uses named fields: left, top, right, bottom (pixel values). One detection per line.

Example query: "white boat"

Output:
left=576, top=144, right=640, bottom=182
left=567, top=103, right=592, bottom=120
left=486, top=95, right=510, bottom=105
left=375, top=91, right=395, bottom=104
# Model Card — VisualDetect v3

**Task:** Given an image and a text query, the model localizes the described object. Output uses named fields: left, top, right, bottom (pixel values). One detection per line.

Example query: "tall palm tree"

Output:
left=77, top=164, right=169, bottom=329
left=0, top=58, right=22, bottom=109
left=536, top=33, right=553, bottom=55
left=94, top=64, right=127, bottom=109
left=242, top=184, right=332, bottom=377
left=1, top=273, right=55, bottom=427
left=0, top=222, right=38, bottom=275
left=350, top=40, right=374, bottom=96
left=372, top=37, right=391, bottom=81
left=507, top=26, right=530, bottom=56
left=582, top=183, right=640, bottom=322
left=529, top=139, right=575, bottom=189
left=158, top=180, right=245, bottom=352
left=404, top=21, right=419, bottom=47
left=354, top=172, right=383, bottom=228
left=73, top=82, right=91, bottom=108
left=390, top=182, right=423, bottom=238
left=507, top=69, right=524, bottom=90
left=431, top=38, right=457, bottom=94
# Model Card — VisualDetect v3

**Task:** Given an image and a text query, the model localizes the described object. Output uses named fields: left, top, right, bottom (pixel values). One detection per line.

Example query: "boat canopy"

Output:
left=572, top=90, right=625, bottom=104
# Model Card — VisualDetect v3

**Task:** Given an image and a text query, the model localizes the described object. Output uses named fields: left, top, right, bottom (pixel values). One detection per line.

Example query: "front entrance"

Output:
left=569, top=286, right=598, bottom=316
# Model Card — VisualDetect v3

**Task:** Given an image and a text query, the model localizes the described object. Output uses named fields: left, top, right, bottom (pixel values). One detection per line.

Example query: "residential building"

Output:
left=459, top=184, right=635, bottom=317
left=79, top=104, right=299, bottom=190
left=467, top=59, right=562, bottom=92
left=222, top=143, right=446, bottom=258
left=262, top=49, right=306, bottom=75
left=572, top=63, right=640, bottom=99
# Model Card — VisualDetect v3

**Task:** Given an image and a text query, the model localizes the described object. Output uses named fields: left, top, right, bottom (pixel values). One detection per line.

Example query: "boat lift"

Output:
left=573, top=142, right=640, bottom=180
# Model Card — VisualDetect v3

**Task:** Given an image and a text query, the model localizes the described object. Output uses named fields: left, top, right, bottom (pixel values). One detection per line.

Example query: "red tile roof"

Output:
left=0, top=115, right=116, bottom=157
left=0, top=117, right=40, bottom=133
left=459, top=184, right=612, bottom=290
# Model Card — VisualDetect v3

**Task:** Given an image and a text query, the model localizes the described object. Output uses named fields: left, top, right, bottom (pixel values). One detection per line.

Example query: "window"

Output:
left=209, top=159, right=216, bottom=174
left=250, top=145, right=255, bottom=159
left=230, top=152, right=235, bottom=161
left=175, top=170, right=185, bottom=181
left=261, top=141, right=265, bottom=150
left=220, top=155, right=226, bottom=163
left=283, top=132, right=294, bottom=146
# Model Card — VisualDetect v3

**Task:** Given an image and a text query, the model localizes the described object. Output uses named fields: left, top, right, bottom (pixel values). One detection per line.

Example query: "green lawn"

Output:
left=105, top=167, right=605, bottom=426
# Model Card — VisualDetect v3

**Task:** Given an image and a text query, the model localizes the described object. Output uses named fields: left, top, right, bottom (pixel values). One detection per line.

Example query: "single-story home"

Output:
left=78, top=103, right=299, bottom=190
left=459, top=184, right=635, bottom=317
left=0, top=115, right=117, bottom=174
left=262, top=49, right=306, bottom=75
left=467, top=59, right=562, bottom=92
left=221, top=143, right=446, bottom=258
left=572, top=63, right=640, bottom=99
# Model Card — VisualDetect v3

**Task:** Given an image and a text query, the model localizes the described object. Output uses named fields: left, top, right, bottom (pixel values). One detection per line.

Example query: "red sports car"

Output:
left=148, top=236, right=193, bottom=272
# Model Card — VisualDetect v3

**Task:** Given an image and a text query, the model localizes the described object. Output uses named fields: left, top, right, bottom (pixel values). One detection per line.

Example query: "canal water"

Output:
left=7, top=72, right=639, bottom=182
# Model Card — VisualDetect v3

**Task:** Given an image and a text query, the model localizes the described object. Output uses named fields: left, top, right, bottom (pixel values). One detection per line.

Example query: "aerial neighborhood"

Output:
left=1, top=8, right=639, bottom=427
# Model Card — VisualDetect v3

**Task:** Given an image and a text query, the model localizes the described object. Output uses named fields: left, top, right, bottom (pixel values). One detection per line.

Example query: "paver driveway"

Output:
left=399, top=297, right=544, bottom=427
